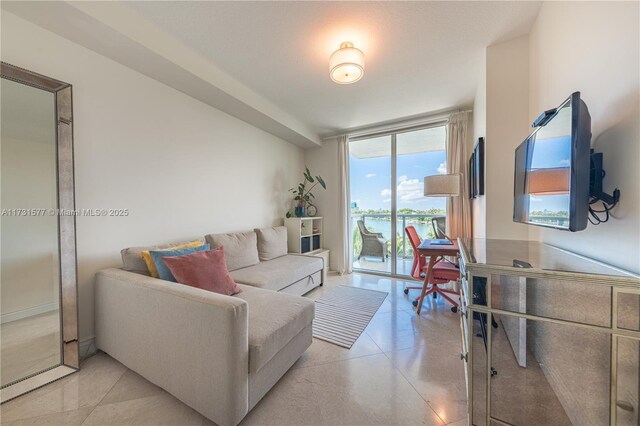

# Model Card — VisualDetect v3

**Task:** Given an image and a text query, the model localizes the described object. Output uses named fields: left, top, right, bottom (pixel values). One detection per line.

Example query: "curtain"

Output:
left=337, top=135, right=353, bottom=274
left=446, top=112, right=472, bottom=239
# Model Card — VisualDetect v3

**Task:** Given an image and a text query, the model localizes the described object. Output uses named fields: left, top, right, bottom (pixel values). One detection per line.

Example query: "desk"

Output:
left=415, top=239, right=460, bottom=315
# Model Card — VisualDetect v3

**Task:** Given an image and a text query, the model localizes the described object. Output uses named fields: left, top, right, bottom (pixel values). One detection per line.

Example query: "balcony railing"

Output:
left=352, top=213, right=569, bottom=263
left=528, top=215, right=569, bottom=226
left=352, top=213, right=443, bottom=260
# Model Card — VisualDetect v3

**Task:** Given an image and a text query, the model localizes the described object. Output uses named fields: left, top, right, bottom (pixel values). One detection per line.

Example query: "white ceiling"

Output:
left=125, top=1, right=542, bottom=137
left=350, top=126, right=447, bottom=159
left=3, top=1, right=542, bottom=147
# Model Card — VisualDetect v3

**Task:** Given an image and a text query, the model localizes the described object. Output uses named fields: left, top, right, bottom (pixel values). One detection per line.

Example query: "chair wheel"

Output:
left=412, top=300, right=418, bottom=307
left=490, top=368, right=498, bottom=377
left=404, top=288, right=409, bottom=295
left=451, top=306, right=458, bottom=313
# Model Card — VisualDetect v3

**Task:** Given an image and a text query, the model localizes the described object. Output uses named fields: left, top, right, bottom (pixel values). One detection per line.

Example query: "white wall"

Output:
left=471, top=53, right=487, bottom=238
left=1, top=11, right=304, bottom=342
left=485, top=35, right=531, bottom=240
left=1, top=79, right=60, bottom=318
left=304, top=138, right=342, bottom=271
left=529, top=1, right=640, bottom=273
left=1, top=137, right=59, bottom=317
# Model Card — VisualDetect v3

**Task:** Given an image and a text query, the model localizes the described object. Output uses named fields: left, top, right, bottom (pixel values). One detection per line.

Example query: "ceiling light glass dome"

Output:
left=329, top=42, right=364, bottom=84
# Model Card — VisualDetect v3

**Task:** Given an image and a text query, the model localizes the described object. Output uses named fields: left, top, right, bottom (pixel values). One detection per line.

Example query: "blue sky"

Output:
left=350, top=150, right=447, bottom=211
left=348, top=133, right=572, bottom=214
left=527, top=135, right=571, bottom=214
left=530, top=136, right=571, bottom=169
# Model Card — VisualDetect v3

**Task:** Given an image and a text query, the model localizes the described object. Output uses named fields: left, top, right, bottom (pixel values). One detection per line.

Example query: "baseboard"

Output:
left=80, top=336, right=97, bottom=359
left=1, top=302, right=58, bottom=324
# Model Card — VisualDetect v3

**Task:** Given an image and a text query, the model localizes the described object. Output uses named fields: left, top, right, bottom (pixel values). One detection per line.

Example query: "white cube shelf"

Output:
left=284, top=217, right=323, bottom=254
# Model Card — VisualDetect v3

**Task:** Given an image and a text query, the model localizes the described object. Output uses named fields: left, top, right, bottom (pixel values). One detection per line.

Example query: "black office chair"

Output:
left=473, top=276, right=499, bottom=376
left=431, top=216, right=447, bottom=239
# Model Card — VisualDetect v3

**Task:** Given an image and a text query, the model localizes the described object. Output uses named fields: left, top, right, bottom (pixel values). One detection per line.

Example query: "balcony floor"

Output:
left=353, top=257, right=417, bottom=277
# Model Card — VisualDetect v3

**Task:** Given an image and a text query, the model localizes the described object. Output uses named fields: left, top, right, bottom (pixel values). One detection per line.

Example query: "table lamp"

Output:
left=424, top=174, right=461, bottom=197
left=423, top=174, right=461, bottom=243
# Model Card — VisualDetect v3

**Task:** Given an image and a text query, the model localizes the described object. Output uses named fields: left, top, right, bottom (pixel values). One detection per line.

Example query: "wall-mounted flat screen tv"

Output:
left=513, top=92, right=591, bottom=232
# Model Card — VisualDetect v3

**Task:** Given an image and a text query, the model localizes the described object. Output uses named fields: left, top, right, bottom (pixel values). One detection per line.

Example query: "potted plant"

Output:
left=287, top=167, right=326, bottom=217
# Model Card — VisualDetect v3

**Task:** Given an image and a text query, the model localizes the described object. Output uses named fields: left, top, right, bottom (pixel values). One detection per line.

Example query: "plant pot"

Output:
left=294, top=206, right=306, bottom=217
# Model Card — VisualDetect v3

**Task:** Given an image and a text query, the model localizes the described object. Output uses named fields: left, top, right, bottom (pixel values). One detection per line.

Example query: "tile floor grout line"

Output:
left=363, top=330, right=386, bottom=355
left=79, top=363, right=128, bottom=425
left=291, top=349, right=384, bottom=371
left=0, top=356, right=125, bottom=425
left=427, top=400, right=465, bottom=426
left=380, top=349, right=448, bottom=426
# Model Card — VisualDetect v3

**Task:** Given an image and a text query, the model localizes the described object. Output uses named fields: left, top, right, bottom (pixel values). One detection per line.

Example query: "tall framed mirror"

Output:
left=0, top=62, right=79, bottom=403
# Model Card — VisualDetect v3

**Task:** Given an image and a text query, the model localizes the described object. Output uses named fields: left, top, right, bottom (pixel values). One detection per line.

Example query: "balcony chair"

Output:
left=356, top=220, right=388, bottom=262
left=403, top=225, right=460, bottom=313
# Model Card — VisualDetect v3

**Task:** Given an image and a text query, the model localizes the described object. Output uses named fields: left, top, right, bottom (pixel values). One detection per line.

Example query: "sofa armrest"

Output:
left=95, top=268, right=248, bottom=426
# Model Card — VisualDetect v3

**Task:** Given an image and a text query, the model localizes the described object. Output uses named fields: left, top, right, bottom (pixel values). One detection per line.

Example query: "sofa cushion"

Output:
left=121, top=239, right=203, bottom=275
left=235, top=284, right=314, bottom=373
left=205, top=231, right=259, bottom=272
left=255, top=226, right=287, bottom=261
left=163, top=247, right=242, bottom=296
left=142, top=240, right=205, bottom=277
left=230, top=255, right=323, bottom=292
left=149, top=244, right=210, bottom=282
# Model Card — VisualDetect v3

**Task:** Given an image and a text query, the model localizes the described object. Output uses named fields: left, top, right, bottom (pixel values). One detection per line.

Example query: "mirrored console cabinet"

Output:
left=458, top=238, right=639, bottom=426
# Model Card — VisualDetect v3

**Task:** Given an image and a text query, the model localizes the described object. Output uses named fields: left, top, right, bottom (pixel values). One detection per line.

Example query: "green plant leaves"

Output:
left=288, top=167, right=326, bottom=214
left=304, top=167, right=314, bottom=182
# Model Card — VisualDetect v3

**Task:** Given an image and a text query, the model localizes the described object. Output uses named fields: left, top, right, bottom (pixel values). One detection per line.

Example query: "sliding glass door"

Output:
left=349, top=125, right=446, bottom=276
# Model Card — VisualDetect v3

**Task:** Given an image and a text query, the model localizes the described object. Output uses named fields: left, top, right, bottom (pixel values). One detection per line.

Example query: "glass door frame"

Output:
left=349, top=120, right=447, bottom=278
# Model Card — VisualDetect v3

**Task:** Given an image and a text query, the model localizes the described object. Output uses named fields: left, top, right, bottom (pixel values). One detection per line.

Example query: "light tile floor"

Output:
left=1, top=273, right=469, bottom=426
left=352, top=257, right=415, bottom=276
left=1, top=310, right=61, bottom=386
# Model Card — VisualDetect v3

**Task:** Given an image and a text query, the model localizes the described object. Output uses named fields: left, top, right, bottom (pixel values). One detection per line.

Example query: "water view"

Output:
left=353, top=217, right=436, bottom=242
left=351, top=211, right=444, bottom=262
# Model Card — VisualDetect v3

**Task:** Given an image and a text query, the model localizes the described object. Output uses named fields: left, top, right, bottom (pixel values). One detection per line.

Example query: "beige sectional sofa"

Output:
left=95, top=227, right=322, bottom=426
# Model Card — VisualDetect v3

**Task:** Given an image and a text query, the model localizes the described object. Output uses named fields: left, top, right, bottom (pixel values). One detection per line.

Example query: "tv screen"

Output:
left=514, top=92, right=591, bottom=232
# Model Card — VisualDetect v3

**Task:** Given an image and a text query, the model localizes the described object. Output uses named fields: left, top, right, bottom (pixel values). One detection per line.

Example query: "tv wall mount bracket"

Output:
left=588, top=150, right=620, bottom=225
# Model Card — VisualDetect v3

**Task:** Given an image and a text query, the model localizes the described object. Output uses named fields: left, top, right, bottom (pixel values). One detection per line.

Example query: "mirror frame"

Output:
left=0, top=62, right=79, bottom=403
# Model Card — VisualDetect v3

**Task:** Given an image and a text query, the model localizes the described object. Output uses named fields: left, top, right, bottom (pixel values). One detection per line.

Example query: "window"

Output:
left=349, top=125, right=447, bottom=276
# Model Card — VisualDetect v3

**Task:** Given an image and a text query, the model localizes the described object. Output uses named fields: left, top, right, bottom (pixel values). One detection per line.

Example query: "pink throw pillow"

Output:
left=162, top=247, right=242, bottom=296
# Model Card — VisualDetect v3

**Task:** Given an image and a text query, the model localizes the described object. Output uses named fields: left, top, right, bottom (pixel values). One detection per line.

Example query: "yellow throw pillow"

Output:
left=142, top=240, right=204, bottom=278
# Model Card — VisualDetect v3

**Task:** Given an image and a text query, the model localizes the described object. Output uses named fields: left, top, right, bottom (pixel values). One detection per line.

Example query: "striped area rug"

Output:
left=312, top=285, right=388, bottom=349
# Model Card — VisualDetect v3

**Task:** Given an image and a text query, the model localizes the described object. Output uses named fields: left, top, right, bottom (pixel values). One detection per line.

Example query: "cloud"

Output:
left=437, top=162, right=447, bottom=174
left=365, top=173, right=376, bottom=178
left=380, top=177, right=424, bottom=203
left=530, top=196, right=543, bottom=202
left=559, top=159, right=570, bottom=166
left=397, top=178, right=424, bottom=202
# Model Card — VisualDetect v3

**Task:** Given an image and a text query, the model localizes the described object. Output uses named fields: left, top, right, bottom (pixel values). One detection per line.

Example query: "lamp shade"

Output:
left=424, top=174, right=461, bottom=197
left=330, top=42, right=364, bottom=84
left=526, top=167, right=570, bottom=195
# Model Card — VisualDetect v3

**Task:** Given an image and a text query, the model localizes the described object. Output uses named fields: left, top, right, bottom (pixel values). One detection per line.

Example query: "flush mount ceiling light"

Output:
left=329, top=42, right=364, bottom=84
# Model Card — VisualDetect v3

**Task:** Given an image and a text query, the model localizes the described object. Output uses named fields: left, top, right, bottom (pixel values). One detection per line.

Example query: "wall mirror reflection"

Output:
left=0, top=63, right=78, bottom=402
